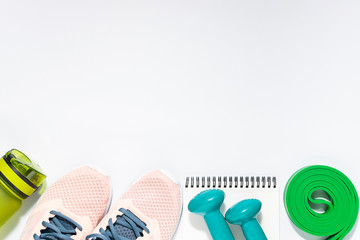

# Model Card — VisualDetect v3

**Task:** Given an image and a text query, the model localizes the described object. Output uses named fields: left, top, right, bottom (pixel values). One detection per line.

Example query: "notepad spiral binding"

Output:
left=185, top=176, right=276, bottom=188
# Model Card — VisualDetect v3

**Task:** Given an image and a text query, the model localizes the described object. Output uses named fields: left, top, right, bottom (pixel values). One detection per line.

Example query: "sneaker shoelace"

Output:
left=33, top=210, right=83, bottom=240
left=86, top=208, right=150, bottom=240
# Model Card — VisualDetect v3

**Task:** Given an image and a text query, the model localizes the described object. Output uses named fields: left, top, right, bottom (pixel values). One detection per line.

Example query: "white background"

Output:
left=1, top=0, right=360, bottom=239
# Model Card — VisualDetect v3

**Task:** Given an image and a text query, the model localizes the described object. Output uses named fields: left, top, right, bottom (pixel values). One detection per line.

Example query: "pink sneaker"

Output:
left=86, top=170, right=182, bottom=240
left=20, top=166, right=112, bottom=240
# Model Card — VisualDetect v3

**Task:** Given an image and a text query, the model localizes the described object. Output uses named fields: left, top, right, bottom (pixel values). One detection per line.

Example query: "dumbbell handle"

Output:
left=204, top=211, right=235, bottom=240
left=242, top=219, right=267, bottom=240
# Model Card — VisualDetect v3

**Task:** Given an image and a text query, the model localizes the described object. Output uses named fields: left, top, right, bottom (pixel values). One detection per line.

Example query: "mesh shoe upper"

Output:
left=87, top=170, right=182, bottom=240
left=20, top=166, right=112, bottom=240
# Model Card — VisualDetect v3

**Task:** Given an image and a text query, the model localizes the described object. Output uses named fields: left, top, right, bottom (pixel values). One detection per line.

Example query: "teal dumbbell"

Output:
left=225, top=199, right=267, bottom=240
left=188, top=189, right=235, bottom=240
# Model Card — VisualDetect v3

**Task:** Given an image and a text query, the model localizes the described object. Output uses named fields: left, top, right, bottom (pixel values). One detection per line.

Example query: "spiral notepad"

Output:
left=181, top=176, right=279, bottom=240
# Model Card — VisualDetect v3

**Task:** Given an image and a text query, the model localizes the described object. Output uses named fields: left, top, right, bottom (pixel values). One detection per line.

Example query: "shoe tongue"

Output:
left=55, top=215, right=77, bottom=230
left=40, top=215, right=77, bottom=239
left=113, top=215, right=137, bottom=240
left=41, top=236, right=59, bottom=240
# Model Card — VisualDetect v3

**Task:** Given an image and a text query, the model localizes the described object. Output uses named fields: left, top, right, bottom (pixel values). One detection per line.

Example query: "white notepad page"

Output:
left=181, top=176, right=279, bottom=240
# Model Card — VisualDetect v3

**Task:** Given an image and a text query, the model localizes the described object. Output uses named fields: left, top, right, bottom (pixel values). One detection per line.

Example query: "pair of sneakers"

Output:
left=20, top=167, right=182, bottom=240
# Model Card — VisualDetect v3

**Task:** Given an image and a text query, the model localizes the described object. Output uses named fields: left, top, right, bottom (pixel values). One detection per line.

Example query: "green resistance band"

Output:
left=284, top=165, right=359, bottom=240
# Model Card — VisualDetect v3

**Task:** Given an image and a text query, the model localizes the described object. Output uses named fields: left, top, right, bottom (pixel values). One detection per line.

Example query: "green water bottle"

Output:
left=0, top=149, right=46, bottom=227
